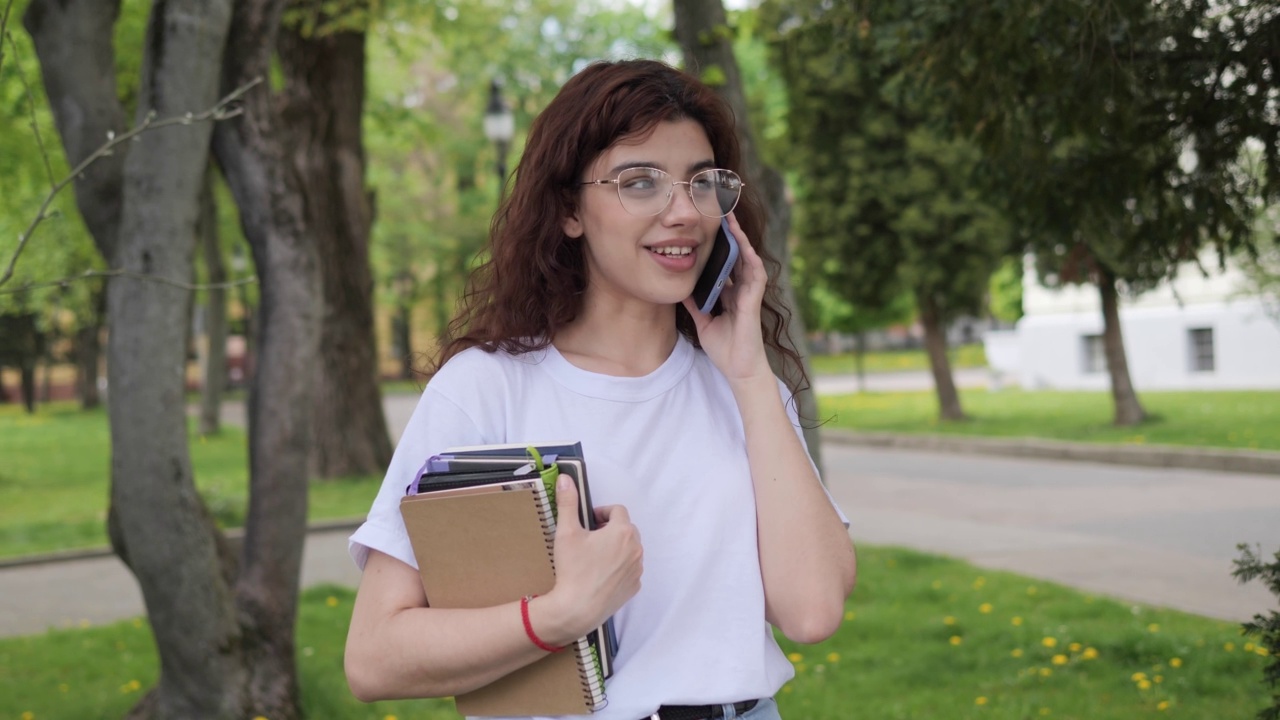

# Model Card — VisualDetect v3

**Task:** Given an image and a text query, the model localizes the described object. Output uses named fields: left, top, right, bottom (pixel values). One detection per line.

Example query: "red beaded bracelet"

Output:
left=520, top=594, right=564, bottom=653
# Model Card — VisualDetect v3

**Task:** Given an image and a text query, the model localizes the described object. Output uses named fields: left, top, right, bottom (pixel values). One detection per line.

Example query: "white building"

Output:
left=984, top=256, right=1280, bottom=390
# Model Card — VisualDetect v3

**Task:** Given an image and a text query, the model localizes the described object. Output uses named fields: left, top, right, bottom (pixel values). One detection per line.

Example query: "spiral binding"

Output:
left=575, top=635, right=608, bottom=709
left=532, top=484, right=557, bottom=570
left=532, top=477, right=607, bottom=709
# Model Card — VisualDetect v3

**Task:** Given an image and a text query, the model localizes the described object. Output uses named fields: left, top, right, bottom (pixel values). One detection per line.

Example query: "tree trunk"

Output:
left=105, top=2, right=241, bottom=719
left=198, top=164, right=228, bottom=436
left=278, top=20, right=391, bottom=479
left=212, top=0, right=320, bottom=716
left=855, top=331, right=867, bottom=393
left=22, top=0, right=128, bottom=265
left=19, top=361, right=35, bottom=414
left=39, top=352, right=52, bottom=402
left=673, top=0, right=823, bottom=473
left=74, top=284, right=105, bottom=409
left=392, top=298, right=413, bottom=380
left=1097, top=269, right=1146, bottom=426
left=918, top=292, right=967, bottom=421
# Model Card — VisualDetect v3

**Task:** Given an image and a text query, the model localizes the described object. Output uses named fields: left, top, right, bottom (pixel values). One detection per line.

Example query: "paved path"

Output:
left=3, top=441, right=1276, bottom=638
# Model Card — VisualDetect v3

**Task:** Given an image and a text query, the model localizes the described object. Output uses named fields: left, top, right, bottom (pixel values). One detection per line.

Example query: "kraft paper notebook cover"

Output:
left=419, top=446, right=618, bottom=678
left=400, top=483, right=606, bottom=716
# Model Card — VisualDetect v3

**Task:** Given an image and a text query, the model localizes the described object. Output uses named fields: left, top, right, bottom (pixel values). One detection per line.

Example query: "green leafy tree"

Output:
left=762, top=0, right=1012, bottom=421
left=1234, top=543, right=1280, bottom=720
left=905, top=0, right=1278, bottom=425
left=987, top=257, right=1023, bottom=324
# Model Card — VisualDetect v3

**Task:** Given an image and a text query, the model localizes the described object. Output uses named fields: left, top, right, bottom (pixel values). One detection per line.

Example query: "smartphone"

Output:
left=691, top=217, right=740, bottom=315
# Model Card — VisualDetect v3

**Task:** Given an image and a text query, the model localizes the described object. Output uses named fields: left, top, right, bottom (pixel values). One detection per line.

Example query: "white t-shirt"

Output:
left=349, top=335, right=844, bottom=720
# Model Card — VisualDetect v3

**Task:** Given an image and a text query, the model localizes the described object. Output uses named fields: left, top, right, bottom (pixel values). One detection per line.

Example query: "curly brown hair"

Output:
left=431, top=59, right=808, bottom=394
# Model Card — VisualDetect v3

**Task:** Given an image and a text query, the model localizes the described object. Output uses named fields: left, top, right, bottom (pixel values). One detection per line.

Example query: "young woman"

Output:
left=344, top=59, right=856, bottom=720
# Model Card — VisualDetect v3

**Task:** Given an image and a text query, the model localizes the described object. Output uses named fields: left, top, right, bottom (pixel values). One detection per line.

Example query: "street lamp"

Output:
left=482, top=78, right=515, bottom=200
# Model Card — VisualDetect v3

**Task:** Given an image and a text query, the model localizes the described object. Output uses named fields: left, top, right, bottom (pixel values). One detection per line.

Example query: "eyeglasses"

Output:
left=580, top=167, right=744, bottom=218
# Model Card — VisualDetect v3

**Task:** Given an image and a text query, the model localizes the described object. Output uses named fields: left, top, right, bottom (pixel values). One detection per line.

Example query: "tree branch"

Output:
left=6, top=32, right=55, bottom=188
left=0, top=0, right=14, bottom=75
left=0, top=77, right=263, bottom=290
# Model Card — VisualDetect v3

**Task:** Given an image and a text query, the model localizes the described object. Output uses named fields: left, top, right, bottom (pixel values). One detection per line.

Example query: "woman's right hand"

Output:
left=539, top=474, right=643, bottom=644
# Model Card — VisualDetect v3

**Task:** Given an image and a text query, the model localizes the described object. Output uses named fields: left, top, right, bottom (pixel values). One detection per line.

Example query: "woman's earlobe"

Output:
left=562, top=215, right=584, bottom=238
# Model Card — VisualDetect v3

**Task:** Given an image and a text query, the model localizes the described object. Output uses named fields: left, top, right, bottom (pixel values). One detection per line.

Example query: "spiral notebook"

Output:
left=400, top=462, right=607, bottom=716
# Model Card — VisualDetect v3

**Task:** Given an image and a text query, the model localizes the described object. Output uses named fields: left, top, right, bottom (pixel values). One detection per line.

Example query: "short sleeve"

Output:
left=347, top=387, right=488, bottom=570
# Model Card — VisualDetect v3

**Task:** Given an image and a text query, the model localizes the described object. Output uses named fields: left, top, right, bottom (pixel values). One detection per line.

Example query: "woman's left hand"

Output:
left=682, top=213, right=772, bottom=386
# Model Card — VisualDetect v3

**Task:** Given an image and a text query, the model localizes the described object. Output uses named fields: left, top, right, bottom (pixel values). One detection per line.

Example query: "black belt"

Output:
left=645, top=699, right=759, bottom=720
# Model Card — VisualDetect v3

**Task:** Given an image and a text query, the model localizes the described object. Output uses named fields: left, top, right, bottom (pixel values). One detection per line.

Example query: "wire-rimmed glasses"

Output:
left=580, top=167, right=744, bottom=218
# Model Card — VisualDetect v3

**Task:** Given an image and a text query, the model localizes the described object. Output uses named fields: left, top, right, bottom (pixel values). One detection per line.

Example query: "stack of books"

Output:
left=400, top=442, right=618, bottom=716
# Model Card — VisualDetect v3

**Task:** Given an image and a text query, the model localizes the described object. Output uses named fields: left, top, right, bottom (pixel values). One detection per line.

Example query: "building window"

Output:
left=1189, top=328, right=1215, bottom=372
left=1082, top=334, right=1106, bottom=374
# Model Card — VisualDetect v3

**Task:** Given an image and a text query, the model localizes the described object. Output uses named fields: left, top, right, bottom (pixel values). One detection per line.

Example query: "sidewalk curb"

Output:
left=0, top=517, right=365, bottom=570
left=821, top=429, right=1280, bottom=476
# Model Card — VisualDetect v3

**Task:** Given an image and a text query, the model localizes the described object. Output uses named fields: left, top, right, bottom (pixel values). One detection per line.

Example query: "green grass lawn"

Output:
left=0, top=403, right=382, bottom=560
left=808, top=343, right=988, bottom=375
left=1, top=546, right=1270, bottom=719
left=819, top=389, right=1280, bottom=452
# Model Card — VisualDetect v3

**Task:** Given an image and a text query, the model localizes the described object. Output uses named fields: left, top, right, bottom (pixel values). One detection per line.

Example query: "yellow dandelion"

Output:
left=22, top=713, right=34, bottom=720
left=975, top=697, right=988, bottom=706
left=782, top=685, right=793, bottom=694
left=1170, top=657, right=1183, bottom=668
left=1225, top=642, right=1236, bottom=652
left=1027, top=586, right=1038, bottom=596
left=1039, top=709, right=1052, bottom=716
left=826, top=652, right=840, bottom=663
left=1039, top=667, right=1052, bottom=677
left=1069, top=642, right=1082, bottom=652
left=1154, top=675, right=1163, bottom=684
left=1082, top=647, right=1099, bottom=660
left=844, top=610, right=855, bottom=621
left=1258, top=647, right=1271, bottom=657
left=132, top=618, right=143, bottom=628
left=944, top=615, right=957, bottom=625
left=1042, top=637, right=1058, bottom=648
left=1137, top=679, right=1152, bottom=690
left=979, top=603, right=993, bottom=614
left=1147, top=623, right=1160, bottom=633
left=1245, top=643, right=1256, bottom=652
left=1011, top=616, right=1024, bottom=626
left=326, top=596, right=339, bottom=608
left=252, top=717, right=269, bottom=720
left=931, top=580, right=943, bottom=589
left=1052, top=654, right=1068, bottom=665
left=1131, top=672, right=1148, bottom=682
left=974, top=576, right=987, bottom=589
left=1011, top=648, right=1024, bottom=658
left=1157, top=701, right=1170, bottom=711
left=787, top=652, right=803, bottom=663
left=384, top=715, right=398, bottom=720
left=950, top=635, right=963, bottom=646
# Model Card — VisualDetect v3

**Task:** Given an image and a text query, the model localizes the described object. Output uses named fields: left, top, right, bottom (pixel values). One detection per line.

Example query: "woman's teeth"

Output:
left=650, top=246, right=692, bottom=256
